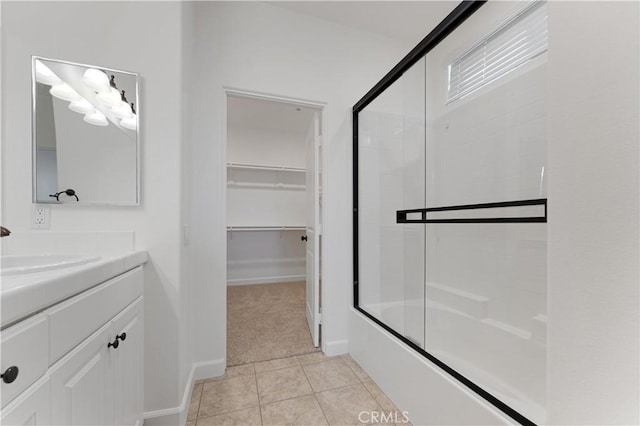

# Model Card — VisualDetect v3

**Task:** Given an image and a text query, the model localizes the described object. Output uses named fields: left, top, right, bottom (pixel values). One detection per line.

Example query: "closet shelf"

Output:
left=227, top=226, right=305, bottom=232
left=227, top=162, right=306, bottom=173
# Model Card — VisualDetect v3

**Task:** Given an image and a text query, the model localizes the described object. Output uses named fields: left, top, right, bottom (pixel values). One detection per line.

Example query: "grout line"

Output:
left=195, top=404, right=262, bottom=423
left=300, top=361, right=331, bottom=426
left=259, top=389, right=315, bottom=407
left=253, top=355, right=302, bottom=374
left=314, top=381, right=364, bottom=395
left=312, top=392, right=331, bottom=426
left=342, top=355, right=370, bottom=384
left=195, top=382, right=204, bottom=420
left=254, top=372, right=264, bottom=425
left=360, top=381, right=387, bottom=416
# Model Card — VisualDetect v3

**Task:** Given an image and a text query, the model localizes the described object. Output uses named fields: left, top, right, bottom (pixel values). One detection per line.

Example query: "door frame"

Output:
left=221, top=87, right=328, bottom=353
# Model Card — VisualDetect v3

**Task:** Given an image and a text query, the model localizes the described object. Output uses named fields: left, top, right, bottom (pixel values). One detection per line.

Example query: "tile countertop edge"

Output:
left=1, top=250, right=149, bottom=329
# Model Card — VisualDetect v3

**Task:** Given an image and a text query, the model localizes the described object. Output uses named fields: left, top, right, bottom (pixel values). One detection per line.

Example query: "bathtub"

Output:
left=359, top=299, right=546, bottom=424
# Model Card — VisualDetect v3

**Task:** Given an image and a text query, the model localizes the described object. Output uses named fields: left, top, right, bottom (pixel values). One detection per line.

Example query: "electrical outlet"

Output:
left=32, top=204, right=50, bottom=229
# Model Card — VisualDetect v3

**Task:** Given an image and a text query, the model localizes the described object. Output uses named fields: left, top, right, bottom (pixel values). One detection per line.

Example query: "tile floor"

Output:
left=187, top=353, right=412, bottom=426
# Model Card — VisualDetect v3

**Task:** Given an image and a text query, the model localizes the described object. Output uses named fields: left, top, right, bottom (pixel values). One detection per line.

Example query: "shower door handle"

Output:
left=396, top=199, right=548, bottom=224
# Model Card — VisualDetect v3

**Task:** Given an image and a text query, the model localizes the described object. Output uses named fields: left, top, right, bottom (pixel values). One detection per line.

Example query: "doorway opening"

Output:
left=224, top=89, right=324, bottom=367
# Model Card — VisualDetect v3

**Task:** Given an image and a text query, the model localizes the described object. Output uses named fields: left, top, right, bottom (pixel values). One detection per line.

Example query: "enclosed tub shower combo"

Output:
left=354, top=1, right=547, bottom=424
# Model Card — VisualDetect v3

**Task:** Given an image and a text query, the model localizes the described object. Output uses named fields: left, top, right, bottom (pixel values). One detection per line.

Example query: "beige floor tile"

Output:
left=196, top=407, right=262, bottom=426
left=316, top=383, right=387, bottom=426
left=256, top=366, right=313, bottom=404
left=303, top=359, right=360, bottom=392
left=341, top=355, right=371, bottom=382
left=207, top=364, right=255, bottom=382
left=254, top=356, right=300, bottom=373
left=362, top=381, right=411, bottom=425
left=188, top=382, right=203, bottom=421
left=186, top=421, right=196, bottom=426
left=199, top=375, right=259, bottom=417
left=297, top=352, right=339, bottom=365
left=362, top=380, right=398, bottom=413
left=261, top=394, right=328, bottom=426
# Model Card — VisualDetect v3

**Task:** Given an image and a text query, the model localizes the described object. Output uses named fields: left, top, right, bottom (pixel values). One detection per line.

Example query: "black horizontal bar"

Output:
left=353, top=1, right=486, bottom=113
left=396, top=198, right=547, bottom=224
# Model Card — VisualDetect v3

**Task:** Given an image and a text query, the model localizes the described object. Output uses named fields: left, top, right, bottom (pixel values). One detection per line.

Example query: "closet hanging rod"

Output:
left=226, top=226, right=306, bottom=232
left=226, top=162, right=306, bottom=172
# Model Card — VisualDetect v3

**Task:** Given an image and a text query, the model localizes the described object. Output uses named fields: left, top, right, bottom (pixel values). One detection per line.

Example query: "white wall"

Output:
left=179, top=0, right=195, bottom=415
left=546, top=2, right=639, bottom=423
left=227, top=125, right=307, bottom=168
left=189, top=1, right=409, bottom=369
left=227, top=230, right=306, bottom=285
left=1, top=1, right=192, bottom=420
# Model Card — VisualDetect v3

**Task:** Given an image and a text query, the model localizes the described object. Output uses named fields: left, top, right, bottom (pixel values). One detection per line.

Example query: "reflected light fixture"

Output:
left=82, top=68, right=110, bottom=91
left=35, top=60, right=62, bottom=86
left=68, top=98, right=95, bottom=115
left=96, top=75, right=122, bottom=107
left=111, top=91, right=134, bottom=119
left=50, top=83, right=82, bottom=102
left=120, top=116, right=137, bottom=131
left=83, top=110, right=108, bottom=126
left=96, top=87, right=121, bottom=107
left=120, top=104, right=137, bottom=131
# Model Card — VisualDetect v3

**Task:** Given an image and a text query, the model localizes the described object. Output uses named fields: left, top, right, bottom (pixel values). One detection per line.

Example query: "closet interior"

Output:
left=225, top=94, right=321, bottom=366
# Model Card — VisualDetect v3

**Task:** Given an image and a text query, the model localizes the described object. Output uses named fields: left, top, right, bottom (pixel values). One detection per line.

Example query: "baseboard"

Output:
left=324, top=338, right=348, bottom=356
left=143, top=407, right=181, bottom=426
left=193, top=358, right=226, bottom=381
left=144, top=359, right=225, bottom=425
left=227, top=275, right=306, bottom=286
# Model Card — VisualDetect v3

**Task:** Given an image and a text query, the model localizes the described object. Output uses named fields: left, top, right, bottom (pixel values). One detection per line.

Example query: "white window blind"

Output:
left=447, top=1, right=547, bottom=103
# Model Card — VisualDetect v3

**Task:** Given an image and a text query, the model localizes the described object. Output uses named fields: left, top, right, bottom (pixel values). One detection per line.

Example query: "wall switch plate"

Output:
left=32, top=204, right=50, bottom=229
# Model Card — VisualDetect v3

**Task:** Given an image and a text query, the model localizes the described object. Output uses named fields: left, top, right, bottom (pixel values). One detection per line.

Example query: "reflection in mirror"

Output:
left=32, top=57, right=139, bottom=205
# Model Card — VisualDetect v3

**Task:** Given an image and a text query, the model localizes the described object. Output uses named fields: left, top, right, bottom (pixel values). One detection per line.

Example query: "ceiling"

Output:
left=268, top=1, right=457, bottom=44
left=227, top=95, right=317, bottom=133
left=228, top=2, right=460, bottom=132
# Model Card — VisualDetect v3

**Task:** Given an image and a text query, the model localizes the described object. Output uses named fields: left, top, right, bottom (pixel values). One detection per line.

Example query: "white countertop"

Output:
left=1, top=250, right=148, bottom=328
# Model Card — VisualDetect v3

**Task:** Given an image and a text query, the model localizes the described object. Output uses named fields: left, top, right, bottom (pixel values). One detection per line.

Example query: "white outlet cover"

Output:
left=31, top=204, right=50, bottom=229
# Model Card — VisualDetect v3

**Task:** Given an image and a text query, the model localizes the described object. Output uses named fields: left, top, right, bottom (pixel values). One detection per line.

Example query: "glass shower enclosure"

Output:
left=353, top=2, right=547, bottom=424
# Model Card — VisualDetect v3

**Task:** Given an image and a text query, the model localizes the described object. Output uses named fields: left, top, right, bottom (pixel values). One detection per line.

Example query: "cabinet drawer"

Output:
left=0, top=314, right=49, bottom=409
left=48, top=267, right=142, bottom=365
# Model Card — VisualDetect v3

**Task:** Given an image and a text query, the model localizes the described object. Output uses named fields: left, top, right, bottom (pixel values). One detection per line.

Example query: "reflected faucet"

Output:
left=1, top=226, right=11, bottom=237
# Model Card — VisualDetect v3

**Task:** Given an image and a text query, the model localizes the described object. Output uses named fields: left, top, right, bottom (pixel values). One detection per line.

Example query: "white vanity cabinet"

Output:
left=1, top=266, right=144, bottom=426
left=0, top=377, right=51, bottom=426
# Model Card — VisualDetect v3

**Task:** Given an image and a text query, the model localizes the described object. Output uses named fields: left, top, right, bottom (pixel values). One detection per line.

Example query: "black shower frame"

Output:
left=352, top=1, right=538, bottom=425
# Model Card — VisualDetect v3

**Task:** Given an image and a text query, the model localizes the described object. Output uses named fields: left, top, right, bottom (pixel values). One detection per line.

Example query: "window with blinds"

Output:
left=447, top=1, right=547, bottom=104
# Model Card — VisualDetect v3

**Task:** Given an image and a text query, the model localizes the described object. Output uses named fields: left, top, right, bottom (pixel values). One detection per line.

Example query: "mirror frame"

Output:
left=31, top=55, right=141, bottom=206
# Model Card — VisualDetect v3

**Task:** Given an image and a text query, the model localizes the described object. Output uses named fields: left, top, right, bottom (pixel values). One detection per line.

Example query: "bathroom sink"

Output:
left=1, top=254, right=101, bottom=276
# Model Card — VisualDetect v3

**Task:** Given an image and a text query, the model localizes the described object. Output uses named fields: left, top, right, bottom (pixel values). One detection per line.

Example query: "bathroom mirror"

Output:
left=32, top=56, right=140, bottom=205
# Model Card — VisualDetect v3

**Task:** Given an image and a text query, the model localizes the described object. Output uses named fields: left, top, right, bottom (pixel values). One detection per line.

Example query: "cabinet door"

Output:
left=112, top=297, right=143, bottom=426
left=0, top=377, right=51, bottom=426
left=49, top=322, right=114, bottom=425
